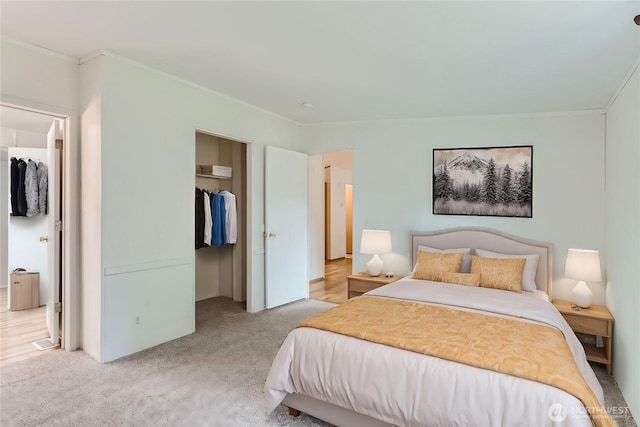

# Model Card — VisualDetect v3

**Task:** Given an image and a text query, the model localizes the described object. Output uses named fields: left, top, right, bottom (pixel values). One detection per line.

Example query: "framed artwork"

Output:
left=433, top=145, right=532, bottom=218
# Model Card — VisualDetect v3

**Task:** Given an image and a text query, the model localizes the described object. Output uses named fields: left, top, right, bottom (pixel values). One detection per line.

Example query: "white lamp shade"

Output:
left=360, top=230, right=392, bottom=255
left=565, top=249, right=602, bottom=282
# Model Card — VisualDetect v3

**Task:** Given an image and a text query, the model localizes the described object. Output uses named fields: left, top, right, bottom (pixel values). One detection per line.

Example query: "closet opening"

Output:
left=194, top=131, right=248, bottom=315
left=1, top=105, right=68, bottom=364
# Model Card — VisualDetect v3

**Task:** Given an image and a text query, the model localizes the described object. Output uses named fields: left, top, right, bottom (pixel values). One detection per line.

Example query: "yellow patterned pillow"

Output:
left=413, top=251, right=464, bottom=282
left=442, top=272, right=481, bottom=287
left=470, top=255, right=526, bottom=293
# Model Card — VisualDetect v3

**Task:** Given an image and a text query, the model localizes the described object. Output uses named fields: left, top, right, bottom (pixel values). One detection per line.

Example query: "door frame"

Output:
left=1, top=96, right=80, bottom=351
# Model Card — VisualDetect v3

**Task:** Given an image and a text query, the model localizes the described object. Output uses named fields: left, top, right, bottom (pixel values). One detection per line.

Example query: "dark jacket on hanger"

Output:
left=10, top=157, right=19, bottom=215
left=16, top=159, right=28, bottom=216
left=195, top=188, right=205, bottom=249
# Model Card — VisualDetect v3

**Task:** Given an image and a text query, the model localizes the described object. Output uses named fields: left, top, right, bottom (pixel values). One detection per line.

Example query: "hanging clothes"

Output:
left=211, top=192, right=227, bottom=246
left=37, top=161, right=48, bottom=215
left=203, top=191, right=212, bottom=246
left=219, top=190, right=238, bottom=244
left=25, top=159, right=39, bottom=217
left=16, top=159, right=28, bottom=216
left=195, top=187, right=238, bottom=248
left=10, top=157, right=20, bottom=215
left=195, top=188, right=205, bottom=249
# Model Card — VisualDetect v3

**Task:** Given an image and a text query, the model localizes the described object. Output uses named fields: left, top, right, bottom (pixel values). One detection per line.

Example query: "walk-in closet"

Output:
left=195, top=131, right=247, bottom=306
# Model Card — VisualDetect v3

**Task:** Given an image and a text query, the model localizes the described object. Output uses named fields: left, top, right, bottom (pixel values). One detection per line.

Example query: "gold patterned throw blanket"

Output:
left=298, top=296, right=613, bottom=427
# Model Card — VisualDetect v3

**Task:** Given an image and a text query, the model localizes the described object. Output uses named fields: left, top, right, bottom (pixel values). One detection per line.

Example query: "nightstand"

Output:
left=553, top=299, right=613, bottom=374
left=347, top=273, right=401, bottom=299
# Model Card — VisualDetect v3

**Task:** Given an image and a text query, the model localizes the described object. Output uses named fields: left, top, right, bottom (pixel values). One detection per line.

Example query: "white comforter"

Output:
left=265, top=278, right=604, bottom=427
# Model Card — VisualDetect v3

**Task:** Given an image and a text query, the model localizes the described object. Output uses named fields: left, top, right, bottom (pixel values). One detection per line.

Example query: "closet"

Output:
left=195, top=132, right=247, bottom=304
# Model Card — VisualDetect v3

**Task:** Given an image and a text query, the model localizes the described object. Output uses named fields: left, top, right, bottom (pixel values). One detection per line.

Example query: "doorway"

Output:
left=324, top=150, right=353, bottom=261
left=194, top=130, right=249, bottom=313
left=0, top=105, right=64, bottom=365
left=309, top=149, right=353, bottom=304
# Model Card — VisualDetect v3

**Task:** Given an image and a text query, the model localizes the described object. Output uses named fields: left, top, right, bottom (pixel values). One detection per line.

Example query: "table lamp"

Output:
left=565, top=248, right=602, bottom=308
left=360, top=229, right=392, bottom=277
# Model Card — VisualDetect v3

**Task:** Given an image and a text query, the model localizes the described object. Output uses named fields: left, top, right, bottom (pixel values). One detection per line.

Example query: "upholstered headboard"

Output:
left=410, top=227, right=553, bottom=295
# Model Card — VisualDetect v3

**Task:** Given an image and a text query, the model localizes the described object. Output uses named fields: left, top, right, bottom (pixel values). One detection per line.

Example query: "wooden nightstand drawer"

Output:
left=563, top=314, right=609, bottom=336
left=347, top=274, right=401, bottom=299
left=349, top=279, right=381, bottom=294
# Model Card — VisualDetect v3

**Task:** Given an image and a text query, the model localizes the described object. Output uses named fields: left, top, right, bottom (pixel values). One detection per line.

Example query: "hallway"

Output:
left=309, top=257, right=351, bottom=304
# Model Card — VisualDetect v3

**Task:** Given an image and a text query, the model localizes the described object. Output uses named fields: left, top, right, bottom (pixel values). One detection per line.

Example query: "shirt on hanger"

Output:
left=219, top=191, right=238, bottom=244
left=203, top=191, right=212, bottom=246
left=212, top=192, right=227, bottom=246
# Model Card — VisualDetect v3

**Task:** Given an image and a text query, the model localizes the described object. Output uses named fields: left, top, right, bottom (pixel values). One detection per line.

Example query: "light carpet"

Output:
left=0, top=297, right=635, bottom=427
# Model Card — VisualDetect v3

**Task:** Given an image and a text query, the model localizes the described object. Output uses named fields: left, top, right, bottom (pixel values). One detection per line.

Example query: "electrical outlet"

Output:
left=136, top=316, right=142, bottom=326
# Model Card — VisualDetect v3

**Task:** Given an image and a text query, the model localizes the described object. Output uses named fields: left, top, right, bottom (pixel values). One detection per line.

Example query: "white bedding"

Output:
left=530, top=288, right=551, bottom=302
left=265, top=278, right=604, bottom=427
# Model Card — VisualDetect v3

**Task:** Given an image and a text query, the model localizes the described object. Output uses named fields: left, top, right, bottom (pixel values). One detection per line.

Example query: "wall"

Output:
left=303, top=112, right=606, bottom=303
left=79, top=55, right=102, bottom=361
left=85, top=51, right=302, bottom=361
left=0, top=38, right=79, bottom=112
left=6, top=147, right=49, bottom=305
left=0, top=127, right=49, bottom=148
left=605, top=63, right=639, bottom=419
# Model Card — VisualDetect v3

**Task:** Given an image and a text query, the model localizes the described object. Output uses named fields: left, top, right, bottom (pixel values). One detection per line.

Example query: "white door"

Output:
left=45, top=120, right=62, bottom=345
left=265, top=146, right=308, bottom=308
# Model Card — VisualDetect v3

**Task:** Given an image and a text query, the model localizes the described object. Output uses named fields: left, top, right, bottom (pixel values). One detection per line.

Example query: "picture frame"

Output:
left=433, top=145, right=532, bottom=218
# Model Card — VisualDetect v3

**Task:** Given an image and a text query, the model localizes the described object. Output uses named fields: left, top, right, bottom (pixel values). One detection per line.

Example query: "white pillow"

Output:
left=412, top=245, right=472, bottom=273
left=475, top=249, right=539, bottom=292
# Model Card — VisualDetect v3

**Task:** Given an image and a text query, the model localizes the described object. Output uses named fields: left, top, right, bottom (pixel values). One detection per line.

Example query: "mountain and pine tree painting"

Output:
left=433, top=146, right=532, bottom=217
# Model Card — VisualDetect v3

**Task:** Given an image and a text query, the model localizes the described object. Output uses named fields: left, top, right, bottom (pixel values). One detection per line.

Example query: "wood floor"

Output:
left=309, top=257, right=352, bottom=304
left=0, top=287, right=56, bottom=367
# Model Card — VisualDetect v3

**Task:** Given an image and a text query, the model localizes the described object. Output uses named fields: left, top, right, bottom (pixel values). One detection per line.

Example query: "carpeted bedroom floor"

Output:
left=0, top=297, right=636, bottom=427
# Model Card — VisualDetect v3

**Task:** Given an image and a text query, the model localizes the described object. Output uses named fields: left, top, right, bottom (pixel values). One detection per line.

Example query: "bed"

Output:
left=265, top=227, right=611, bottom=427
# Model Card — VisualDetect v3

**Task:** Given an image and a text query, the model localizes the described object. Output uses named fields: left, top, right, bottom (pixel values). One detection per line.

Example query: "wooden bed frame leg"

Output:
left=288, top=407, right=301, bottom=417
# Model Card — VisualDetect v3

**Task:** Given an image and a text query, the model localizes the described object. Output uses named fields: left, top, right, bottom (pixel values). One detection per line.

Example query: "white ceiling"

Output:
left=1, top=1, right=639, bottom=124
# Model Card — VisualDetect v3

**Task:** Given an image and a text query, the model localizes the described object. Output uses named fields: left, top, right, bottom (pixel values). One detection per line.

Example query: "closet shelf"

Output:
left=196, top=173, right=232, bottom=180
